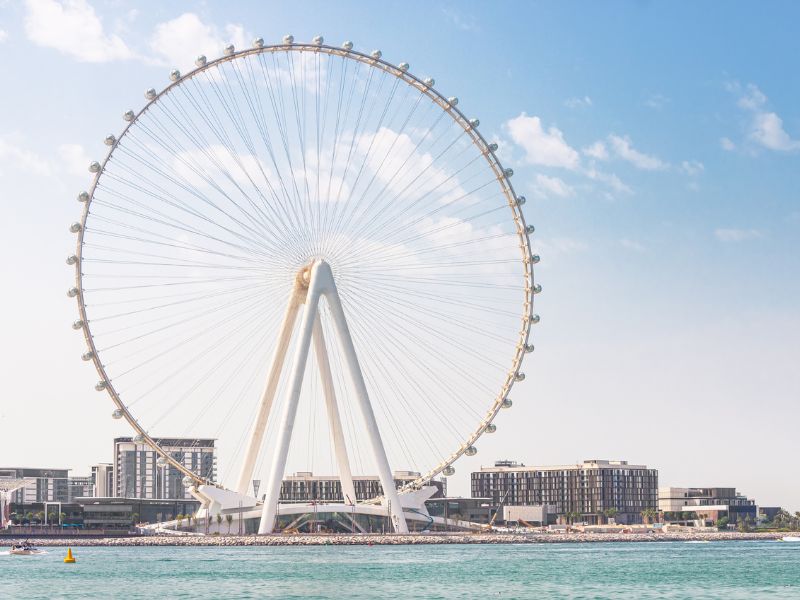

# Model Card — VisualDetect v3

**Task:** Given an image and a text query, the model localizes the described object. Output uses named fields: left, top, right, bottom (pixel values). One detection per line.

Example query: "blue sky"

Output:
left=0, top=1, right=798, bottom=509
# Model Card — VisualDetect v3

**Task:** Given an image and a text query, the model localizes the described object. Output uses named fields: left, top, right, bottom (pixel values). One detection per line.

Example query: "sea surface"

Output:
left=2, top=541, right=799, bottom=599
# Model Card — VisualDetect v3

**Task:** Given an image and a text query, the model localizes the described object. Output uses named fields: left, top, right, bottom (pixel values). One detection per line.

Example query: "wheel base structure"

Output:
left=236, top=260, right=409, bottom=534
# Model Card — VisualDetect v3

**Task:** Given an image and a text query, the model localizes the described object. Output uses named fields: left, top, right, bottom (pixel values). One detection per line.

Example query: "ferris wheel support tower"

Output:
left=249, top=259, right=408, bottom=534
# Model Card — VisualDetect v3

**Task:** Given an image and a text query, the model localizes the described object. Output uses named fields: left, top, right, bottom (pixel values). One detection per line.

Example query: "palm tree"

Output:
left=60, top=512, right=67, bottom=526
left=176, top=513, right=184, bottom=530
left=216, top=513, right=223, bottom=533
left=225, top=513, right=233, bottom=535
left=604, top=508, right=618, bottom=524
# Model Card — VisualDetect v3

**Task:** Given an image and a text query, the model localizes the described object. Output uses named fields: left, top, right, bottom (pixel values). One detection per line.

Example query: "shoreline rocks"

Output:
left=7, top=531, right=799, bottom=547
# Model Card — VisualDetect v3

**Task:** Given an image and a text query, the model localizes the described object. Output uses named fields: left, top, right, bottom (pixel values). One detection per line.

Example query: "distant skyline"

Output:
left=0, top=1, right=798, bottom=510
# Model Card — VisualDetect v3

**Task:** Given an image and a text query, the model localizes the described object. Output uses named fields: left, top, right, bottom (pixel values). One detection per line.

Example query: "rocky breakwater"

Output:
left=13, top=531, right=800, bottom=547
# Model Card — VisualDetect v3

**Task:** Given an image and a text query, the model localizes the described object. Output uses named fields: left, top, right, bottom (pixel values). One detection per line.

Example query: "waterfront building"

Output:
left=424, top=497, right=495, bottom=524
left=471, top=459, right=659, bottom=524
left=0, top=468, right=70, bottom=503
left=67, top=475, right=94, bottom=500
left=91, top=463, right=114, bottom=497
left=658, top=487, right=757, bottom=524
left=279, top=471, right=445, bottom=503
left=113, top=437, right=216, bottom=500
left=74, top=497, right=201, bottom=529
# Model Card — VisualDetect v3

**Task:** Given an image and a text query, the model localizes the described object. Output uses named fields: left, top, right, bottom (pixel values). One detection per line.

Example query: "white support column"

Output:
left=236, top=280, right=303, bottom=496
left=321, top=263, right=409, bottom=533
left=258, top=265, right=323, bottom=534
left=312, top=312, right=357, bottom=506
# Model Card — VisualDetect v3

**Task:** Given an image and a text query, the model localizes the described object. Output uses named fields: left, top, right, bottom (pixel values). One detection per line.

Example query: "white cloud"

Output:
left=534, top=174, right=574, bottom=198
left=728, top=82, right=800, bottom=152
left=58, top=143, right=92, bottom=176
left=582, top=141, right=608, bottom=160
left=736, top=83, right=767, bottom=111
left=564, top=96, right=592, bottom=109
left=680, top=160, right=704, bottom=176
left=584, top=165, right=632, bottom=195
left=149, top=13, right=249, bottom=71
left=714, top=228, right=763, bottom=242
left=24, top=0, right=134, bottom=63
left=750, top=112, right=800, bottom=151
left=645, top=93, right=670, bottom=109
left=441, top=7, right=478, bottom=31
left=0, top=136, right=52, bottom=176
left=608, top=134, right=669, bottom=171
left=504, top=113, right=580, bottom=170
left=720, top=137, right=736, bottom=151
left=0, top=30, right=8, bottom=43
left=620, top=238, right=645, bottom=252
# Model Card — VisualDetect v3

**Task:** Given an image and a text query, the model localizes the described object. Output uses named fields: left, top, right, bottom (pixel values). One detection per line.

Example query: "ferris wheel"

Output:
left=67, top=35, right=540, bottom=533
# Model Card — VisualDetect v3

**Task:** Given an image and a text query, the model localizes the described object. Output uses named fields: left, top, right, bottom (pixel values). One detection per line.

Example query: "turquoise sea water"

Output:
left=2, top=541, right=799, bottom=599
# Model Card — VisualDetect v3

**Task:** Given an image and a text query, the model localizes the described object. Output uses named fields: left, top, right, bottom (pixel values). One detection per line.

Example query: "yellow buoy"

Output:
left=64, top=547, right=76, bottom=563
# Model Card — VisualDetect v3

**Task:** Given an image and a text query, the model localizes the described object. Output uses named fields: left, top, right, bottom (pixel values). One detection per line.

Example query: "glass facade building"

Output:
left=113, top=437, right=216, bottom=500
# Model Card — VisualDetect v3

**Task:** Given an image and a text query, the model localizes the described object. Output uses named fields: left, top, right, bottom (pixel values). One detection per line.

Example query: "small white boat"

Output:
left=9, top=542, right=45, bottom=556
left=780, top=536, right=800, bottom=542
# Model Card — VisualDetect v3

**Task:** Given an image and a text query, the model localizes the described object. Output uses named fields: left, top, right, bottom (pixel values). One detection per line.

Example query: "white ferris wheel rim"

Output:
left=69, top=38, right=538, bottom=495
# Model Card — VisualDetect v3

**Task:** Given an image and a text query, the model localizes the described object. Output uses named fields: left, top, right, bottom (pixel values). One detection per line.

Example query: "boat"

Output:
left=9, top=541, right=45, bottom=556
left=779, top=536, right=800, bottom=542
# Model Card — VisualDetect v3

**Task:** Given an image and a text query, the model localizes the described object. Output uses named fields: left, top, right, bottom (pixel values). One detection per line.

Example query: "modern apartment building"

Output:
left=0, top=468, right=70, bottom=503
left=113, top=437, right=216, bottom=500
left=91, top=463, right=114, bottom=498
left=658, top=487, right=757, bottom=523
left=278, top=471, right=446, bottom=503
left=471, top=459, right=659, bottom=524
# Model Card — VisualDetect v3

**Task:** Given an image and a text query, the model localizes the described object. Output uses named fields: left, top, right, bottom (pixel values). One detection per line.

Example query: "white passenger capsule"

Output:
left=69, top=222, right=82, bottom=233
left=88, top=161, right=101, bottom=173
left=81, top=351, right=94, bottom=361
left=531, top=254, right=540, bottom=264
left=488, top=143, right=498, bottom=152
left=312, top=35, right=324, bottom=45
left=283, top=34, right=294, bottom=45
left=469, top=118, right=480, bottom=128
left=133, top=433, right=146, bottom=444
left=67, top=287, right=79, bottom=297
left=447, top=96, right=458, bottom=106
left=223, top=44, right=235, bottom=56
left=78, top=191, right=90, bottom=202
left=371, top=49, right=382, bottom=59
left=516, top=195, right=526, bottom=206
left=145, top=88, right=157, bottom=100
left=195, top=55, right=207, bottom=67
left=182, top=476, right=194, bottom=487
left=123, top=110, right=135, bottom=122
left=442, top=466, right=455, bottom=477
left=526, top=224, right=535, bottom=234
left=95, top=380, right=107, bottom=391
left=156, top=456, right=168, bottom=467
left=515, top=372, right=526, bottom=382
left=530, top=314, right=541, bottom=324
left=112, top=409, right=123, bottom=419
left=504, top=168, right=514, bottom=177
left=485, top=423, right=497, bottom=434
left=398, top=62, right=409, bottom=72
left=533, top=283, right=542, bottom=294
left=104, top=134, right=116, bottom=146
left=342, top=40, right=353, bottom=50
left=169, top=69, right=181, bottom=82
left=66, top=255, right=78, bottom=265
left=423, top=77, right=435, bottom=87
left=524, top=344, right=535, bottom=353
left=72, top=320, right=84, bottom=330
left=465, top=446, right=477, bottom=456
left=253, top=37, right=264, bottom=48
left=501, top=398, right=513, bottom=409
